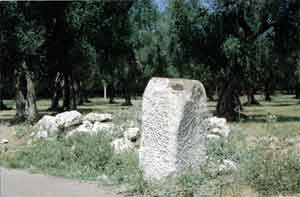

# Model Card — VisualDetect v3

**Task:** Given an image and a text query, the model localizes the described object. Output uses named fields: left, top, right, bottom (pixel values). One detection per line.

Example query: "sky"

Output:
left=152, top=0, right=215, bottom=11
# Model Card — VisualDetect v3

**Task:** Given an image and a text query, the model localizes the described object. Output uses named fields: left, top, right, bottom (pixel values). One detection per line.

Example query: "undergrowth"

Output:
left=2, top=120, right=300, bottom=196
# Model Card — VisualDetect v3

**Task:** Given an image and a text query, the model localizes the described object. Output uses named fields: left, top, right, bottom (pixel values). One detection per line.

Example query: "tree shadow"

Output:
left=241, top=114, right=300, bottom=123
left=263, top=103, right=297, bottom=107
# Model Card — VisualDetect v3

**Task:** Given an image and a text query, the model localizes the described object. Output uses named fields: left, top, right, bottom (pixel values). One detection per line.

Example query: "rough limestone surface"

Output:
left=55, top=111, right=82, bottom=128
left=124, top=127, right=140, bottom=141
left=34, top=115, right=60, bottom=137
left=92, top=122, right=114, bottom=134
left=111, top=138, right=135, bottom=154
left=66, top=120, right=94, bottom=137
left=83, top=113, right=112, bottom=123
left=206, top=117, right=231, bottom=138
left=139, top=77, right=209, bottom=180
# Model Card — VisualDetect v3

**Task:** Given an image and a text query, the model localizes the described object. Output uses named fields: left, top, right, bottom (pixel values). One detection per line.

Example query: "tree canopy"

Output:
left=0, top=0, right=300, bottom=121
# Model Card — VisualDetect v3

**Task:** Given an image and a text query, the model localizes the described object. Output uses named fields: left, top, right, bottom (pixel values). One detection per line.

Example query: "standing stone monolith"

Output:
left=139, top=78, right=209, bottom=180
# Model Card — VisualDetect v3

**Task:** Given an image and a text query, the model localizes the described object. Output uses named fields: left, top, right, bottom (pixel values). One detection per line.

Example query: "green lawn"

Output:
left=2, top=94, right=300, bottom=139
left=231, top=94, right=300, bottom=138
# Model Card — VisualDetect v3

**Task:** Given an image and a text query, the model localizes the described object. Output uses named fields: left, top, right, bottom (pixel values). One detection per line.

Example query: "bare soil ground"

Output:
left=0, top=167, right=123, bottom=197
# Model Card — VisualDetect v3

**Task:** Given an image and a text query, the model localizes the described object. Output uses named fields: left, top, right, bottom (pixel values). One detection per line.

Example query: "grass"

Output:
left=2, top=94, right=300, bottom=196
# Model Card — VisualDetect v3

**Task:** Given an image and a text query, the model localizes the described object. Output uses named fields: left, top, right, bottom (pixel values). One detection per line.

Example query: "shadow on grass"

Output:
left=241, top=114, right=300, bottom=123
left=263, top=103, right=298, bottom=107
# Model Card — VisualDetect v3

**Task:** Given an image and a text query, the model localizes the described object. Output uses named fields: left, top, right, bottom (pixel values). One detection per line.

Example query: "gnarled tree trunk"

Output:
left=244, top=88, right=260, bottom=106
left=15, top=70, right=26, bottom=121
left=0, top=77, right=8, bottom=110
left=122, top=80, right=132, bottom=106
left=265, top=80, right=272, bottom=101
left=0, top=65, right=9, bottom=110
left=70, top=74, right=77, bottom=110
left=108, top=82, right=116, bottom=104
left=217, top=79, right=243, bottom=121
left=63, top=73, right=71, bottom=111
left=50, top=72, right=62, bottom=111
left=24, top=67, right=38, bottom=122
left=15, top=61, right=38, bottom=122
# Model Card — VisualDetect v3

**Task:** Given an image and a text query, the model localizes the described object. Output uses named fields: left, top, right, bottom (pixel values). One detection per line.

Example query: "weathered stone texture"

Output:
left=139, top=78, right=209, bottom=180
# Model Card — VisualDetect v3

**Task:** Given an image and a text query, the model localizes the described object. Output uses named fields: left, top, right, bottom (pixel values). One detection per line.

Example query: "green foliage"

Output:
left=241, top=140, right=300, bottom=194
left=9, top=134, right=113, bottom=179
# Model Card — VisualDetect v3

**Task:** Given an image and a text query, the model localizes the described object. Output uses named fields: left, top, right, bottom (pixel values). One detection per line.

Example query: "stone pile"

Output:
left=34, top=111, right=114, bottom=139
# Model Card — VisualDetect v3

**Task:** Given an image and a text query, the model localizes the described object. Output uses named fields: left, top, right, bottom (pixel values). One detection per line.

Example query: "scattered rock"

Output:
left=83, top=113, right=112, bottom=123
left=66, top=121, right=94, bottom=137
left=0, top=138, right=8, bottom=144
left=92, top=122, right=114, bottom=133
left=34, top=115, right=60, bottom=137
left=219, top=159, right=238, bottom=173
left=206, top=134, right=221, bottom=140
left=35, top=130, right=48, bottom=139
left=111, top=138, right=135, bottom=154
left=206, top=116, right=231, bottom=138
left=55, top=111, right=82, bottom=128
left=124, top=127, right=140, bottom=142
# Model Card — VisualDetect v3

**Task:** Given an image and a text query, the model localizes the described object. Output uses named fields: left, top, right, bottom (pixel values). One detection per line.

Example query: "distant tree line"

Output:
left=0, top=0, right=300, bottom=122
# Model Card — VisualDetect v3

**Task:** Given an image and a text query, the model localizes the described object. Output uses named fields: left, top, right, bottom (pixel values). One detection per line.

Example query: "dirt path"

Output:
left=0, top=168, right=123, bottom=197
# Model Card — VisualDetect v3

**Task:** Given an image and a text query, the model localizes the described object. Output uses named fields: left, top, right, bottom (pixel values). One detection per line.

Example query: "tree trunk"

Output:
left=77, top=80, right=84, bottom=105
left=122, top=80, right=132, bottom=106
left=244, top=89, right=260, bottom=106
left=103, top=85, right=107, bottom=101
left=15, top=70, right=26, bottom=121
left=70, top=75, right=77, bottom=110
left=63, top=73, right=71, bottom=111
left=265, top=80, right=272, bottom=101
left=296, top=82, right=300, bottom=99
left=50, top=72, right=62, bottom=111
left=0, top=77, right=7, bottom=110
left=15, top=61, right=38, bottom=122
left=24, top=67, right=38, bottom=122
left=217, top=79, right=244, bottom=121
left=108, top=82, right=116, bottom=104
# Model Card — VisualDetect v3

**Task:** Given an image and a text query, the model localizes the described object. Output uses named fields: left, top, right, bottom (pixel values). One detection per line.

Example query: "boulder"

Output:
left=83, top=113, right=112, bottom=123
left=35, top=130, right=48, bottom=139
left=92, top=122, right=114, bottom=133
left=139, top=78, right=209, bottom=180
left=218, top=159, right=238, bottom=173
left=34, top=115, right=60, bottom=137
left=66, top=120, right=94, bottom=137
left=124, top=127, right=140, bottom=142
left=206, top=117, right=231, bottom=138
left=111, top=138, right=135, bottom=154
left=0, top=138, right=8, bottom=144
left=55, top=111, right=82, bottom=129
left=206, top=134, right=221, bottom=140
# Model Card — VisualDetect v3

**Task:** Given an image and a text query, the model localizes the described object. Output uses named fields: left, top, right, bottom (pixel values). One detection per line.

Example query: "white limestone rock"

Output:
left=92, top=122, right=114, bottom=134
left=206, top=117, right=231, bottom=138
left=34, top=115, right=60, bottom=138
left=83, top=113, right=112, bottom=123
left=55, top=111, right=82, bottom=129
left=66, top=120, right=94, bottom=137
left=0, top=138, right=8, bottom=144
left=206, top=134, right=221, bottom=140
left=111, top=138, right=135, bottom=154
left=139, top=77, right=209, bottom=180
left=35, top=130, right=48, bottom=139
left=124, top=127, right=140, bottom=142
left=218, top=159, right=238, bottom=173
